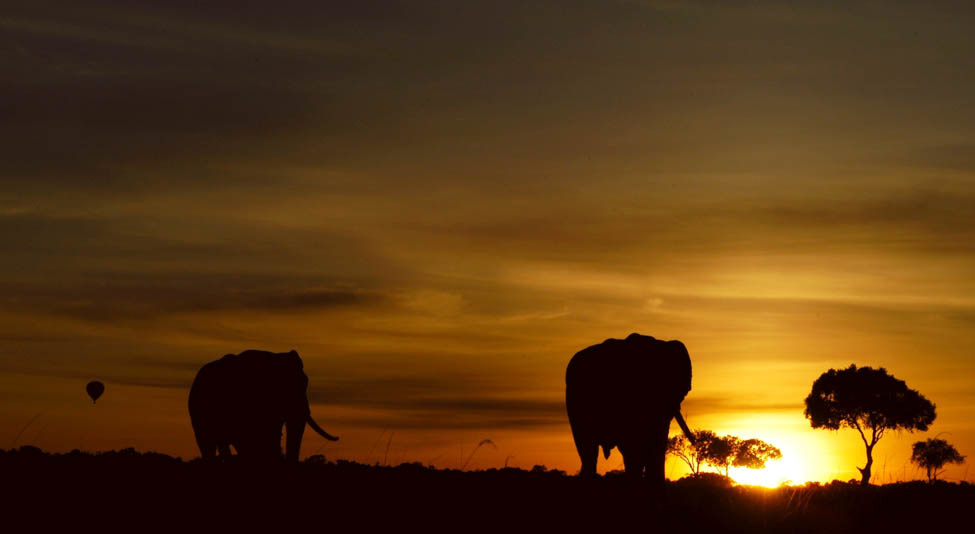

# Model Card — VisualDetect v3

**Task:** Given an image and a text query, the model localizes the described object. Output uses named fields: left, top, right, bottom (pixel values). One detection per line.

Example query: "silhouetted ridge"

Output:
left=2, top=447, right=971, bottom=533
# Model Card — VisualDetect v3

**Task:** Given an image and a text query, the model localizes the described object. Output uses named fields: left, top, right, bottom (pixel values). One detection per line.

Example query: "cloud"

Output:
left=0, top=367, right=190, bottom=391
left=2, top=0, right=975, bottom=461
left=1, top=280, right=383, bottom=321
left=391, top=188, right=975, bottom=272
left=892, top=144, right=975, bottom=173
left=309, top=382, right=804, bottom=431
left=308, top=375, right=565, bottom=430
left=682, top=396, right=804, bottom=416
left=327, top=415, right=563, bottom=431
left=7, top=0, right=968, bottom=193
left=0, top=210, right=410, bottom=321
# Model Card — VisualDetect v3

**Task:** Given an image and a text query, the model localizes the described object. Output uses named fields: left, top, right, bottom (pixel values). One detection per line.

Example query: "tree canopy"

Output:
left=668, top=431, right=781, bottom=477
left=705, top=435, right=740, bottom=476
left=911, top=438, right=965, bottom=482
left=668, top=430, right=716, bottom=475
left=804, top=364, right=936, bottom=485
left=733, top=438, right=783, bottom=470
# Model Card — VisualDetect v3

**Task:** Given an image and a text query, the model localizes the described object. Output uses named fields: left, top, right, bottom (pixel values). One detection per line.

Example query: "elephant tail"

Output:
left=307, top=414, right=339, bottom=441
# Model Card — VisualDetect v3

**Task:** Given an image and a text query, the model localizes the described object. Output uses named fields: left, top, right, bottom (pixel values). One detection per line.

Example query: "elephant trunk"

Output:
left=674, top=410, right=695, bottom=445
left=307, top=414, right=339, bottom=441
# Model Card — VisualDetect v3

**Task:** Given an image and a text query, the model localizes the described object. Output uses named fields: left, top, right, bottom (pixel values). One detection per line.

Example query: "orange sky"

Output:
left=2, top=0, right=974, bottom=484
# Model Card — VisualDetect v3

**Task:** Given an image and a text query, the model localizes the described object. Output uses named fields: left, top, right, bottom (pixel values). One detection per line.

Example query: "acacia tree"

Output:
left=667, top=430, right=717, bottom=475
left=911, top=438, right=965, bottom=482
left=733, top=438, right=783, bottom=470
left=804, top=364, right=936, bottom=485
left=704, top=435, right=740, bottom=476
left=703, top=436, right=782, bottom=476
left=669, top=432, right=782, bottom=477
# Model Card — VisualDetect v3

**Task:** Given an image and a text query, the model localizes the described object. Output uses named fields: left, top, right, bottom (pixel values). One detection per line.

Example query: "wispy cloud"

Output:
left=3, top=0, right=975, bottom=476
left=683, top=396, right=803, bottom=416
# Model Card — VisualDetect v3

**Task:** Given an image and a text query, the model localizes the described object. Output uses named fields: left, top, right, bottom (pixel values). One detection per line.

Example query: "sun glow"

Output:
left=730, top=454, right=807, bottom=487
left=685, top=412, right=848, bottom=487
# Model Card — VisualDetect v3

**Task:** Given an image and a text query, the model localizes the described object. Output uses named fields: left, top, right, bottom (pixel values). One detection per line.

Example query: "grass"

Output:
left=1, top=446, right=970, bottom=532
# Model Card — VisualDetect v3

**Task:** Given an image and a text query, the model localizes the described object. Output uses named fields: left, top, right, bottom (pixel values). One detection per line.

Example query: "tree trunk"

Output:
left=857, top=444, right=874, bottom=485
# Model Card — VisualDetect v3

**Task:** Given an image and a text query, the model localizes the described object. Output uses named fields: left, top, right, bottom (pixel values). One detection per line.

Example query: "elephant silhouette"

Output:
left=566, top=333, right=694, bottom=481
left=188, top=349, right=338, bottom=462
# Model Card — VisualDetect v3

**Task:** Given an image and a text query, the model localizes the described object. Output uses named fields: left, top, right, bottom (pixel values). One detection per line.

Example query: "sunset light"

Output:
left=730, top=450, right=806, bottom=488
left=3, top=2, right=975, bottom=530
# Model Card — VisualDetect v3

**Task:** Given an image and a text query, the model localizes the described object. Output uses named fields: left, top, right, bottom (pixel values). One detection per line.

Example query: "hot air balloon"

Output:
left=86, top=381, right=104, bottom=404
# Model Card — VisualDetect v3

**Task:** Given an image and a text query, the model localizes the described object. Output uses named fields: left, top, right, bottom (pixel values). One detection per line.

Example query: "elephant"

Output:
left=565, top=333, right=695, bottom=482
left=188, top=349, right=338, bottom=462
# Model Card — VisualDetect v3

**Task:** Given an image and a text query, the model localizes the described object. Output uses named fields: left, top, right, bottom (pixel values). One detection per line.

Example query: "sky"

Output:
left=2, top=0, right=974, bottom=484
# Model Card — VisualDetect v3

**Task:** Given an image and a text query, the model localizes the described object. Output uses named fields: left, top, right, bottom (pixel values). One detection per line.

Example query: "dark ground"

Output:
left=1, top=447, right=970, bottom=533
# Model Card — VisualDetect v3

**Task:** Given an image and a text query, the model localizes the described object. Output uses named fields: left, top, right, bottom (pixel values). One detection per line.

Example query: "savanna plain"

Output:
left=3, top=446, right=971, bottom=533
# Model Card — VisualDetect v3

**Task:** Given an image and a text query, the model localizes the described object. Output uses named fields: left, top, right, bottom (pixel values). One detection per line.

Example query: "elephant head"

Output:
left=565, top=333, right=694, bottom=482
left=188, top=349, right=338, bottom=463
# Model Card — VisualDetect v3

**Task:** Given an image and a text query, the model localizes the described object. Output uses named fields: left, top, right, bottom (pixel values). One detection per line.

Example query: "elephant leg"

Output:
left=217, top=442, right=232, bottom=458
left=572, top=431, right=598, bottom=477
left=237, top=422, right=283, bottom=462
left=646, top=417, right=672, bottom=490
left=620, top=444, right=646, bottom=480
left=262, top=425, right=285, bottom=462
left=191, top=415, right=217, bottom=461
left=196, top=437, right=217, bottom=461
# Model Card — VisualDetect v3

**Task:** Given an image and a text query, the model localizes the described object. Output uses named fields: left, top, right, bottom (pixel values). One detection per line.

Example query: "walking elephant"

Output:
left=188, top=349, right=338, bottom=462
left=566, top=333, right=695, bottom=481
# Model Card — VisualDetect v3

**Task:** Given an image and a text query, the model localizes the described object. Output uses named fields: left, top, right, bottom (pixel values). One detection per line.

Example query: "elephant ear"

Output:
left=282, top=351, right=309, bottom=388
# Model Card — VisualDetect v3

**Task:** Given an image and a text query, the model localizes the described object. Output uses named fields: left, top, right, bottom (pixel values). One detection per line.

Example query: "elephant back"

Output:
left=566, top=333, right=692, bottom=418
left=189, top=349, right=308, bottom=425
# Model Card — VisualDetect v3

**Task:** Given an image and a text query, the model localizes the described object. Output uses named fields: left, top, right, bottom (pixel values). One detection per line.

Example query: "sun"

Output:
left=730, top=454, right=807, bottom=487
